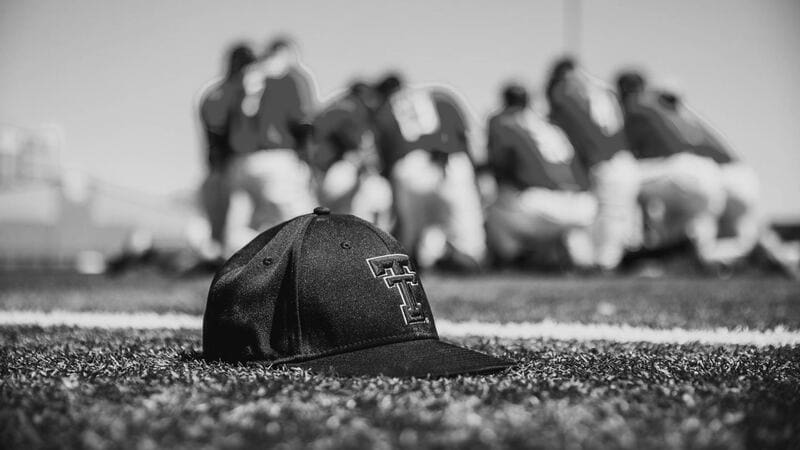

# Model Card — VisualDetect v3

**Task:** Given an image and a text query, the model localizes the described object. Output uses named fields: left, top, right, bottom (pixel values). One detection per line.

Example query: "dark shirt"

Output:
left=227, top=65, right=316, bottom=156
left=487, top=107, right=589, bottom=191
left=198, top=74, right=245, bottom=168
left=548, top=76, right=628, bottom=168
left=373, top=87, right=471, bottom=177
left=624, top=92, right=736, bottom=164
left=257, top=67, right=316, bottom=151
left=311, top=93, right=373, bottom=173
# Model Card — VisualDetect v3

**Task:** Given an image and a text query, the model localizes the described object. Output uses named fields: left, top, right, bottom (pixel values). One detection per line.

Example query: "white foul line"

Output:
left=0, top=310, right=799, bottom=347
left=438, top=320, right=800, bottom=347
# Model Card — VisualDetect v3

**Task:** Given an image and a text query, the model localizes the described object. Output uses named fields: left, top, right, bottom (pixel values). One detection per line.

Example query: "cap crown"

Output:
left=203, top=213, right=438, bottom=362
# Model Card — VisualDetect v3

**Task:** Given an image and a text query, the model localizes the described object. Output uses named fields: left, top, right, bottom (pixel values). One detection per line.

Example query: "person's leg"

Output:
left=350, top=172, right=394, bottom=231
left=590, top=151, right=642, bottom=270
left=639, top=158, right=689, bottom=249
left=717, top=162, right=799, bottom=277
left=564, top=228, right=595, bottom=269
left=519, top=188, right=597, bottom=269
left=487, top=186, right=597, bottom=268
left=391, top=150, right=441, bottom=264
left=638, top=154, right=725, bottom=251
left=199, top=168, right=231, bottom=258
left=243, top=149, right=318, bottom=232
left=318, top=158, right=360, bottom=214
left=516, top=188, right=597, bottom=230
left=484, top=197, right=526, bottom=264
left=665, top=154, right=729, bottom=266
left=223, top=155, right=258, bottom=257
left=709, top=163, right=761, bottom=262
left=272, top=150, right=318, bottom=221
left=438, top=152, right=487, bottom=269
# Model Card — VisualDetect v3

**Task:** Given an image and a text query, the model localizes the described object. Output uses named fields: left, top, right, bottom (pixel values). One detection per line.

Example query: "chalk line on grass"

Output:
left=1, top=310, right=799, bottom=346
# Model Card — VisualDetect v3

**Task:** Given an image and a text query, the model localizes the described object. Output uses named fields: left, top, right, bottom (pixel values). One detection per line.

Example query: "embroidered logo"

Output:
left=366, top=254, right=426, bottom=325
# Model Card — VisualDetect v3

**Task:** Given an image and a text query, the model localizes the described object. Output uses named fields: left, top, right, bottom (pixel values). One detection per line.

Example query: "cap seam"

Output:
left=215, top=218, right=299, bottom=283
left=292, top=215, right=317, bottom=353
left=362, top=217, right=394, bottom=251
left=270, top=333, right=438, bottom=365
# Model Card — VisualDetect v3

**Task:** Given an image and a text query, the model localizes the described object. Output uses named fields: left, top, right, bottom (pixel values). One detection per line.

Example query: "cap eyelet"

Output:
left=340, top=241, right=352, bottom=250
left=262, top=257, right=273, bottom=266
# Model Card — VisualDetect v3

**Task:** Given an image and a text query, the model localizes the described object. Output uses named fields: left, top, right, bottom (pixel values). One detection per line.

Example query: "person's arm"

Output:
left=485, top=117, right=508, bottom=179
left=550, top=85, right=604, bottom=168
left=199, top=83, right=234, bottom=169
left=436, top=90, right=482, bottom=167
left=692, top=113, right=737, bottom=164
left=290, top=67, right=318, bottom=125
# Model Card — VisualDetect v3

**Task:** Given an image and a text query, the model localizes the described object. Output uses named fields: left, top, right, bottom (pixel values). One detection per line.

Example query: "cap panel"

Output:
left=295, top=215, right=437, bottom=357
left=203, top=215, right=313, bottom=361
left=361, top=220, right=438, bottom=333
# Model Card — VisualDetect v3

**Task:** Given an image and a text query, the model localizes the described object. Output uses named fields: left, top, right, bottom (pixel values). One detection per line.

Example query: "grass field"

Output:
left=1, top=272, right=799, bottom=449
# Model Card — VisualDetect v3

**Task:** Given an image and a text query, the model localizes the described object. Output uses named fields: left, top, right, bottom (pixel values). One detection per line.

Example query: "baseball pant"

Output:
left=485, top=186, right=597, bottom=267
left=590, top=151, right=642, bottom=269
left=637, top=152, right=726, bottom=263
left=710, top=162, right=798, bottom=272
left=391, top=150, right=487, bottom=268
left=319, top=159, right=393, bottom=231
left=225, top=149, right=317, bottom=255
left=709, top=162, right=772, bottom=265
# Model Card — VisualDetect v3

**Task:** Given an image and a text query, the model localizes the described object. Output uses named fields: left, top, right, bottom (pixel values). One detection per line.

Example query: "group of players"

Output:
left=196, top=38, right=799, bottom=277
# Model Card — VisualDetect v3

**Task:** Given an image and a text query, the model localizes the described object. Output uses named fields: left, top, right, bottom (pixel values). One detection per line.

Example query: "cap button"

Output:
left=313, top=206, right=330, bottom=215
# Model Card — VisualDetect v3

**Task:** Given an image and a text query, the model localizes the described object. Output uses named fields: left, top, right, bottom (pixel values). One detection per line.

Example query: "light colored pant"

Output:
left=318, top=159, right=393, bottom=231
left=392, top=150, right=487, bottom=267
left=225, top=149, right=317, bottom=255
left=485, top=186, right=597, bottom=267
left=708, top=162, right=798, bottom=270
left=590, top=151, right=642, bottom=269
left=638, top=153, right=727, bottom=262
left=707, top=162, right=763, bottom=265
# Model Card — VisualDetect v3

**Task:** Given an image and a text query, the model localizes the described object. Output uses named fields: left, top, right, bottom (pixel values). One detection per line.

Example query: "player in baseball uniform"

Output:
left=310, top=81, right=393, bottom=230
left=371, top=73, right=487, bottom=271
left=619, top=71, right=798, bottom=275
left=546, top=58, right=641, bottom=270
left=195, top=43, right=256, bottom=261
left=616, top=71, right=727, bottom=265
left=485, top=83, right=596, bottom=268
left=223, top=37, right=319, bottom=251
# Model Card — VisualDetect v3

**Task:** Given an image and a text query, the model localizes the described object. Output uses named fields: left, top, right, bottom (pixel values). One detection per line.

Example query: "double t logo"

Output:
left=366, top=254, right=426, bottom=325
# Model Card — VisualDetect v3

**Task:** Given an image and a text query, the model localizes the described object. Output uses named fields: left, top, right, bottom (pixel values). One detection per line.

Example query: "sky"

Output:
left=1, top=0, right=799, bottom=219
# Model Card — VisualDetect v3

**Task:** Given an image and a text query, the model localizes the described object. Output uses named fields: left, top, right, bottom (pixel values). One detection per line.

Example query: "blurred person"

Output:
left=546, top=57, right=641, bottom=270
left=485, top=83, right=596, bottom=268
left=618, top=71, right=798, bottom=276
left=371, top=73, right=486, bottom=271
left=247, top=37, right=318, bottom=154
left=195, top=43, right=256, bottom=261
left=617, top=71, right=726, bottom=262
left=311, top=81, right=392, bottom=230
left=223, top=36, right=319, bottom=252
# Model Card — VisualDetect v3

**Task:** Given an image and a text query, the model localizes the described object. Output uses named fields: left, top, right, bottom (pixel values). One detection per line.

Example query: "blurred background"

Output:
left=1, top=0, right=799, bottom=272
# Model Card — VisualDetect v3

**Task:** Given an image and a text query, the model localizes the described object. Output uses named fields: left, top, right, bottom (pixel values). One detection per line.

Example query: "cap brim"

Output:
left=285, top=338, right=513, bottom=378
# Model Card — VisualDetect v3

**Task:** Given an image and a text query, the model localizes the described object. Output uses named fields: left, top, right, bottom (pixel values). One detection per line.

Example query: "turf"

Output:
left=1, top=272, right=799, bottom=331
left=2, top=272, right=800, bottom=448
left=1, top=326, right=799, bottom=449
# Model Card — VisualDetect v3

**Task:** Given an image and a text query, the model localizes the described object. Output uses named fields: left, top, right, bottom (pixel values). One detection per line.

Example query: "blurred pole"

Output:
left=563, top=0, right=582, bottom=57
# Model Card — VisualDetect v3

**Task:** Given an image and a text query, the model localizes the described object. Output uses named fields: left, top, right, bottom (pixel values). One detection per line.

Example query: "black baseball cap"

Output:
left=203, top=207, right=513, bottom=377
